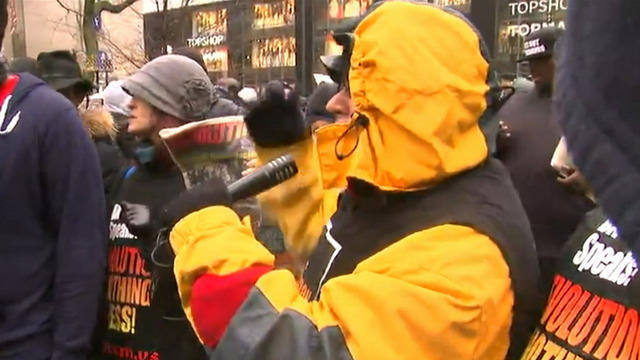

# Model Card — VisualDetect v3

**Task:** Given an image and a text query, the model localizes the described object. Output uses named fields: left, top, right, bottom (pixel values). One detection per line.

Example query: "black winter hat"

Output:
left=305, top=82, right=338, bottom=125
left=37, top=50, right=94, bottom=92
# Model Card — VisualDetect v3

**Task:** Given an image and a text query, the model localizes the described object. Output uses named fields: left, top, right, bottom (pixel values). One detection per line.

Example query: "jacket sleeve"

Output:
left=255, top=128, right=351, bottom=258
left=41, top=107, right=108, bottom=360
left=171, top=207, right=514, bottom=359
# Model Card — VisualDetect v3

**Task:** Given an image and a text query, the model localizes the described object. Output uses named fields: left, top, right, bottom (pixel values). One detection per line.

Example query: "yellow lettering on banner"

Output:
left=106, top=275, right=152, bottom=306
left=107, top=304, right=138, bottom=334
left=118, top=275, right=128, bottom=303
left=541, top=340, right=562, bottom=360
left=525, top=331, right=547, bottom=359
left=108, top=304, right=119, bottom=331
left=121, top=305, right=133, bottom=334
left=141, top=278, right=151, bottom=306
left=524, top=333, right=586, bottom=360
left=130, top=277, right=142, bottom=305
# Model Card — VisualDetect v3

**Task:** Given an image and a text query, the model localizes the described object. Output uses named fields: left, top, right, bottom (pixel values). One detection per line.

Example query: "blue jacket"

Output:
left=0, top=74, right=107, bottom=360
left=557, top=1, right=640, bottom=254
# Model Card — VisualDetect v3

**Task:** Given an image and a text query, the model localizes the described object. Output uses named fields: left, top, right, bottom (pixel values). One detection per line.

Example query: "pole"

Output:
left=294, top=0, right=313, bottom=96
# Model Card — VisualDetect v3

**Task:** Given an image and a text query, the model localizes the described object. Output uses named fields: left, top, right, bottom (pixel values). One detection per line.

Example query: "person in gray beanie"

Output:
left=98, top=54, right=209, bottom=360
left=124, top=54, right=213, bottom=126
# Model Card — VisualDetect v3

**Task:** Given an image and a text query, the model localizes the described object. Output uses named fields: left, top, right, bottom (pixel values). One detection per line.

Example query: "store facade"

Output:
left=143, top=0, right=298, bottom=87
left=492, top=0, right=568, bottom=76
left=142, top=0, right=567, bottom=92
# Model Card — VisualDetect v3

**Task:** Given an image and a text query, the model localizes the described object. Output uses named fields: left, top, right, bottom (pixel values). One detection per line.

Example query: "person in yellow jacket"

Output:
left=167, top=2, right=542, bottom=359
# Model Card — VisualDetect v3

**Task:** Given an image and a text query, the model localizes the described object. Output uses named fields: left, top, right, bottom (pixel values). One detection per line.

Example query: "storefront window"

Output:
left=327, top=0, right=372, bottom=19
left=321, top=0, right=373, bottom=58
left=188, top=9, right=229, bottom=73
left=252, top=37, right=296, bottom=68
left=433, top=0, right=472, bottom=14
left=253, top=0, right=295, bottom=29
left=194, top=9, right=227, bottom=35
left=495, top=0, right=568, bottom=76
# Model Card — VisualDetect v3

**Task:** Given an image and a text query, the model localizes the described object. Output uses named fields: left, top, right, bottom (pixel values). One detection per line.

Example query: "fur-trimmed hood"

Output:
left=80, top=109, right=116, bottom=140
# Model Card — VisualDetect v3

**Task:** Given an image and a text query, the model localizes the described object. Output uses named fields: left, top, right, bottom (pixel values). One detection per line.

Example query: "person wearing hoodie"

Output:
left=556, top=1, right=640, bottom=258
left=99, top=55, right=211, bottom=360
left=0, top=1, right=107, bottom=359
left=520, top=4, right=640, bottom=358
left=163, top=2, right=541, bottom=359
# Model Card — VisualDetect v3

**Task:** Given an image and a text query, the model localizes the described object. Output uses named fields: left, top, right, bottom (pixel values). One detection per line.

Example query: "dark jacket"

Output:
left=558, top=1, right=640, bottom=253
left=0, top=74, right=107, bottom=360
left=79, top=110, right=126, bottom=207
left=207, top=97, right=245, bottom=119
left=102, top=163, right=206, bottom=360
left=498, top=89, right=593, bottom=261
left=95, top=137, right=125, bottom=199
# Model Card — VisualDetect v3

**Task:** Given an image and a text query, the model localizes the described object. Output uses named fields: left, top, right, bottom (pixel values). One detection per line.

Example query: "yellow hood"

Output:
left=346, top=2, right=490, bottom=191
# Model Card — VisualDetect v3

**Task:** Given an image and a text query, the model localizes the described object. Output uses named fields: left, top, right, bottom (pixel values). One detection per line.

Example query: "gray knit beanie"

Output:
left=123, top=55, right=213, bottom=122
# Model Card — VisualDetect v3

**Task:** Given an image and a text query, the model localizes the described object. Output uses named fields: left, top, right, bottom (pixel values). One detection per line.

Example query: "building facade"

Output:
left=5, top=0, right=144, bottom=82
left=142, top=0, right=568, bottom=92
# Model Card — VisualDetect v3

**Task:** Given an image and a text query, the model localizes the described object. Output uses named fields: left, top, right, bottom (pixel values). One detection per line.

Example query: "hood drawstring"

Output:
left=0, top=95, right=20, bottom=135
left=335, top=113, right=369, bottom=161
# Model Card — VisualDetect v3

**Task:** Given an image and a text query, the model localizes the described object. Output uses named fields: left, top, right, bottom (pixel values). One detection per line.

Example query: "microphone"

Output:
left=228, top=154, right=298, bottom=202
left=161, top=155, right=298, bottom=228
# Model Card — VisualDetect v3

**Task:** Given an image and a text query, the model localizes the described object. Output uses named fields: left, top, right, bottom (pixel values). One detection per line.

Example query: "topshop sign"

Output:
left=505, top=0, right=568, bottom=37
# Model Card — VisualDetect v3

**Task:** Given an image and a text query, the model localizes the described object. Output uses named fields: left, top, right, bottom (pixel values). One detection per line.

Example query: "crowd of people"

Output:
left=1, top=1, right=638, bottom=360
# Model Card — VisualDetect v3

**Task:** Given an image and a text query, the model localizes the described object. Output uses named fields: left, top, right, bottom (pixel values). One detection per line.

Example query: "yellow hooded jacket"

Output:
left=170, top=2, right=539, bottom=359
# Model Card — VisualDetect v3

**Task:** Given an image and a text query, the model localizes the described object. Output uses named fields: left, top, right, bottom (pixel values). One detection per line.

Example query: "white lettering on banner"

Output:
left=508, top=0, right=568, bottom=16
left=507, top=20, right=565, bottom=37
left=111, top=204, right=123, bottom=221
left=110, top=222, right=136, bottom=240
left=187, top=34, right=225, bottom=48
left=571, top=221, right=638, bottom=286
left=597, top=219, right=619, bottom=239
left=109, top=204, right=136, bottom=241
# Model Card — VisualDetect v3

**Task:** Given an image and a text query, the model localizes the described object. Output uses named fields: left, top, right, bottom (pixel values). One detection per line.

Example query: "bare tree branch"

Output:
left=55, top=0, right=82, bottom=16
left=100, top=33, right=146, bottom=69
left=95, top=0, right=139, bottom=14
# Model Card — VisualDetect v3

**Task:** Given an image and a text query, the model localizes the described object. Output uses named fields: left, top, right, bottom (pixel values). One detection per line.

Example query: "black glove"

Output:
left=121, top=201, right=162, bottom=239
left=245, top=80, right=310, bottom=148
left=160, top=177, right=233, bottom=228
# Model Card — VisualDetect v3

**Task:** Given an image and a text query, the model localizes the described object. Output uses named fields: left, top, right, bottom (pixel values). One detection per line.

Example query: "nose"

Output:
left=326, top=88, right=352, bottom=121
